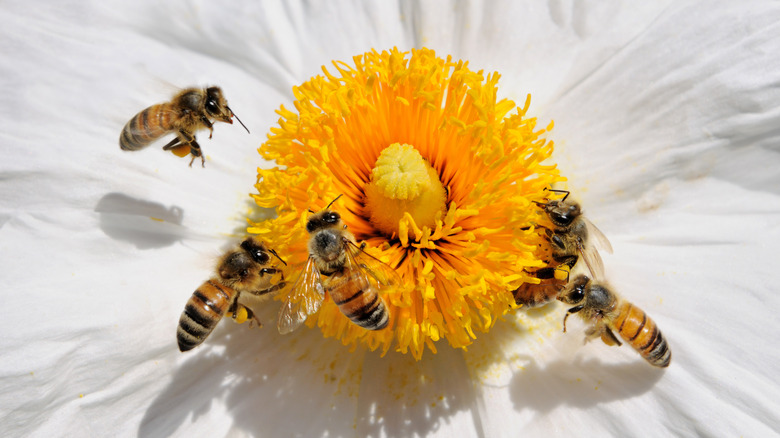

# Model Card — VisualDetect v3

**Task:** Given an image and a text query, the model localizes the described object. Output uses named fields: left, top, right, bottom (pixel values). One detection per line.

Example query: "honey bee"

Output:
left=277, top=197, right=401, bottom=334
left=119, top=86, right=249, bottom=167
left=177, top=237, right=286, bottom=352
left=558, top=275, right=671, bottom=367
left=535, top=189, right=613, bottom=279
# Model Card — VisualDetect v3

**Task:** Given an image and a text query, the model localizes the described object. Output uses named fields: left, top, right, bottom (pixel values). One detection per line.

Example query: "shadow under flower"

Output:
left=353, top=346, right=480, bottom=438
left=140, top=301, right=478, bottom=437
left=509, top=354, right=665, bottom=413
left=95, top=193, right=185, bottom=249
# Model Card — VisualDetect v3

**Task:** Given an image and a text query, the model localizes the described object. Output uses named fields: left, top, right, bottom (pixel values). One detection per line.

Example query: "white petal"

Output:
left=463, top=1, right=780, bottom=436
left=4, top=0, right=780, bottom=437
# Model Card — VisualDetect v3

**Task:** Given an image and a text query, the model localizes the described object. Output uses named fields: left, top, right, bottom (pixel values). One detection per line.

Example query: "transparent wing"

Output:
left=277, top=257, right=325, bottom=334
left=345, top=241, right=402, bottom=288
left=577, top=243, right=606, bottom=280
left=583, top=218, right=613, bottom=254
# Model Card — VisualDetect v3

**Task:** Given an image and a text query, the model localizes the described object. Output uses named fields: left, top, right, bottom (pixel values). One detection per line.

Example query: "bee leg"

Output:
left=600, top=327, right=622, bottom=347
left=162, top=137, right=181, bottom=150
left=226, top=298, right=241, bottom=321
left=552, top=253, right=578, bottom=271
left=200, top=116, right=214, bottom=139
left=534, top=267, right=556, bottom=279
left=250, top=281, right=287, bottom=296
left=258, top=267, right=280, bottom=277
left=549, top=233, right=566, bottom=251
left=226, top=296, right=260, bottom=327
left=188, top=141, right=204, bottom=168
left=244, top=306, right=262, bottom=328
left=563, top=305, right=584, bottom=333
left=179, top=130, right=205, bottom=167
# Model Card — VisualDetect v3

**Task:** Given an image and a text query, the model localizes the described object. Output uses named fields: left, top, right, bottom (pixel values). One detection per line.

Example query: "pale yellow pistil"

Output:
left=364, top=143, right=446, bottom=239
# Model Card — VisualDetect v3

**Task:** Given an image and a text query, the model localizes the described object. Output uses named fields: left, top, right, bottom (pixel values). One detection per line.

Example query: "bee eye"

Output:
left=205, top=99, right=219, bottom=114
left=253, top=251, right=270, bottom=264
left=324, top=212, right=340, bottom=223
left=569, top=289, right=584, bottom=303
left=551, top=211, right=573, bottom=226
left=240, top=269, right=249, bottom=278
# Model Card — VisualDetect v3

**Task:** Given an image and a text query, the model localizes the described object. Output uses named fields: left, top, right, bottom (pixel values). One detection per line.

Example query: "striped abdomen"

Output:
left=513, top=279, right=565, bottom=308
left=328, top=269, right=388, bottom=330
left=120, top=103, right=177, bottom=151
left=611, top=301, right=671, bottom=367
left=177, top=280, right=236, bottom=352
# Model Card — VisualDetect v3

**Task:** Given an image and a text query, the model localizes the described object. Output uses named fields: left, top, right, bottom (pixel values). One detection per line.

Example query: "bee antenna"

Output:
left=227, top=106, right=250, bottom=134
left=269, top=248, right=287, bottom=266
left=546, top=188, right=570, bottom=202
left=326, top=194, right=343, bottom=210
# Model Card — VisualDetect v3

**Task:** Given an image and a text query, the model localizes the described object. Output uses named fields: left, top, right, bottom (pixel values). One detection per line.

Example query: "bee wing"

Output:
left=345, top=241, right=402, bottom=288
left=574, top=218, right=613, bottom=280
left=277, top=257, right=325, bottom=334
left=583, top=218, right=613, bottom=254
left=577, top=243, right=606, bottom=280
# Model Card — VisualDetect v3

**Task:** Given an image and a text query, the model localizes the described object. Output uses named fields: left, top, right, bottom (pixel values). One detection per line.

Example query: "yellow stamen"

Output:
left=364, top=143, right=447, bottom=239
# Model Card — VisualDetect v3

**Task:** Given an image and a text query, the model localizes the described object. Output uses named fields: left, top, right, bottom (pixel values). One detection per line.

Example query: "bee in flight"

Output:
left=119, top=86, right=249, bottom=167
left=277, top=196, right=401, bottom=334
left=558, top=275, right=671, bottom=367
left=177, top=237, right=286, bottom=352
left=535, top=188, right=613, bottom=280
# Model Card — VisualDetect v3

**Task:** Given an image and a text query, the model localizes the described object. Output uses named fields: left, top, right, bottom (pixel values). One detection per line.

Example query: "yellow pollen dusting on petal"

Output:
left=249, top=47, right=564, bottom=359
left=364, top=143, right=447, bottom=238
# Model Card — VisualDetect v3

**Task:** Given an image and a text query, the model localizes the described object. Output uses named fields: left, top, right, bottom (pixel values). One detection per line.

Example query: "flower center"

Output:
left=251, top=48, right=564, bottom=359
left=364, top=143, right=447, bottom=239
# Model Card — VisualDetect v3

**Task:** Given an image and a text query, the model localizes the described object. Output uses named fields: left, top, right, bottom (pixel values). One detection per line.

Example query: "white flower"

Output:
left=2, top=1, right=779, bottom=437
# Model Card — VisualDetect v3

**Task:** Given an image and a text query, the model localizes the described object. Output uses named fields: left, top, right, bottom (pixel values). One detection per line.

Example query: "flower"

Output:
left=2, top=1, right=780, bottom=437
left=250, top=47, right=563, bottom=359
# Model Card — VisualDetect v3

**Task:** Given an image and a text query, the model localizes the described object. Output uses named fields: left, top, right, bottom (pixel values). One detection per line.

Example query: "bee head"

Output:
left=306, top=210, right=342, bottom=234
left=204, top=86, right=233, bottom=124
left=241, top=237, right=271, bottom=265
left=218, top=251, right=255, bottom=285
left=546, top=200, right=581, bottom=227
left=559, top=275, right=590, bottom=305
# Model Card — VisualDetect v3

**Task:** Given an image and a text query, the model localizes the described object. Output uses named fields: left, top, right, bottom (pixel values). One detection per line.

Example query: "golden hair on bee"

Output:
left=176, top=237, right=286, bottom=352
left=119, top=86, right=249, bottom=167
left=558, top=275, right=671, bottom=368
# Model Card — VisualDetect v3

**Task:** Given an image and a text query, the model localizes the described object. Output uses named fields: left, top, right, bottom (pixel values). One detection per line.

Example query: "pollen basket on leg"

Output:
left=249, top=48, right=564, bottom=359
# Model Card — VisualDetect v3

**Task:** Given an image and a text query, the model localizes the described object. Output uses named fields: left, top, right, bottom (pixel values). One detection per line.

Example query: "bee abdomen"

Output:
left=613, top=302, right=671, bottom=367
left=331, top=275, right=389, bottom=331
left=176, top=280, right=235, bottom=352
left=119, top=103, right=175, bottom=151
left=513, top=281, right=561, bottom=308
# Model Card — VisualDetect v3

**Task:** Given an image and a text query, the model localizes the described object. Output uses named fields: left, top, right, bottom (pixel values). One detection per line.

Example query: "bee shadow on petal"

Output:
left=139, top=299, right=481, bottom=438
left=95, top=193, right=186, bottom=249
left=508, top=354, right=665, bottom=413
